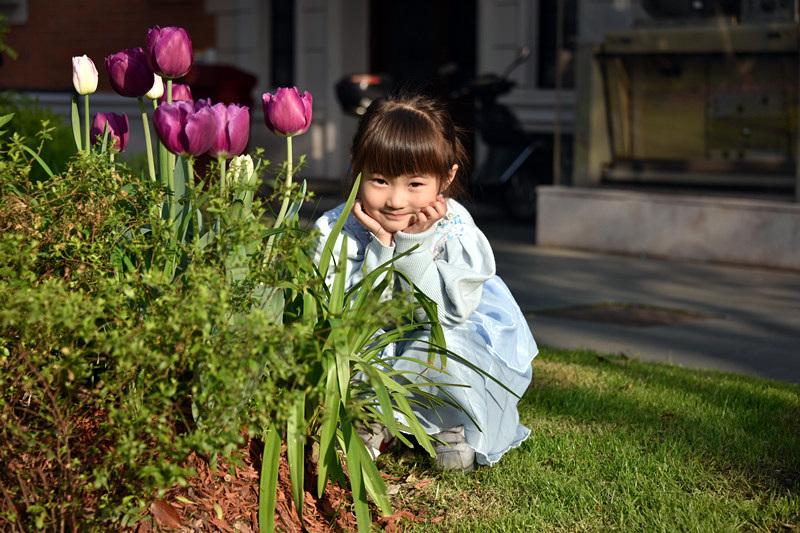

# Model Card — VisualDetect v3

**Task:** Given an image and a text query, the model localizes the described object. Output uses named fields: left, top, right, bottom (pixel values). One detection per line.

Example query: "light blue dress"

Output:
left=313, top=199, right=537, bottom=466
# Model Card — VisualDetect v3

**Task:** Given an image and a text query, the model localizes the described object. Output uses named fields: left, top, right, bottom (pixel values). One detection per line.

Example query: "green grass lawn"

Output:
left=378, top=347, right=800, bottom=532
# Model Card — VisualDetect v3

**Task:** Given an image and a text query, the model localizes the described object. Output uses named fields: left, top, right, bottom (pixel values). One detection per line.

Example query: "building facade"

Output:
left=0, top=0, right=575, bottom=184
left=3, top=1, right=797, bottom=200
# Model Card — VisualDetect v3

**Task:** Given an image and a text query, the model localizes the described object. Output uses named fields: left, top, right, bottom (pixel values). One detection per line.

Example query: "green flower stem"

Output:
left=164, top=80, right=177, bottom=223
left=265, top=136, right=293, bottom=255
left=168, top=163, right=177, bottom=223
left=83, top=94, right=90, bottom=156
left=138, top=97, right=157, bottom=183
left=187, top=159, right=199, bottom=246
left=219, top=156, right=227, bottom=199
left=153, top=99, right=171, bottom=190
left=272, top=135, right=294, bottom=229
left=166, top=80, right=176, bottom=194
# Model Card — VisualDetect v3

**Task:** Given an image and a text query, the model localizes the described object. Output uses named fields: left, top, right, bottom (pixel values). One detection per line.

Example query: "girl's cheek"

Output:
left=362, top=203, right=380, bottom=218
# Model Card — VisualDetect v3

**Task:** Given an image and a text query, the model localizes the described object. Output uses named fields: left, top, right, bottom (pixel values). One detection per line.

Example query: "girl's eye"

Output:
left=409, top=182, right=423, bottom=188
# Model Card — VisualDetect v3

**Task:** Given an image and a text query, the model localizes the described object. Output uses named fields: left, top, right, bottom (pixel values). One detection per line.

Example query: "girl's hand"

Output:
left=404, top=195, right=447, bottom=234
left=352, top=200, right=394, bottom=246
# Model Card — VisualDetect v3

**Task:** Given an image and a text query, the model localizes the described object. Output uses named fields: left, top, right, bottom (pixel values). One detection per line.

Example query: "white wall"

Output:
left=477, top=0, right=576, bottom=135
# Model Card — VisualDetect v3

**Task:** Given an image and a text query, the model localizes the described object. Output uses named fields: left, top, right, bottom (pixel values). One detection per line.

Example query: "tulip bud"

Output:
left=105, top=48, right=155, bottom=98
left=262, top=87, right=313, bottom=137
left=146, top=73, right=164, bottom=100
left=228, top=154, right=256, bottom=187
left=90, top=112, right=130, bottom=152
left=72, top=55, right=98, bottom=95
left=153, top=100, right=218, bottom=157
left=159, top=83, right=193, bottom=105
left=146, top=25, right=193, bottom=79
left=208, top=102, right=250, bottom=159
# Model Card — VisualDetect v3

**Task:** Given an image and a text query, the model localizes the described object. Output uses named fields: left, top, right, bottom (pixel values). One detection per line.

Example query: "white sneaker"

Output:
left=433, top=425, right=475, bottom=472
left=356, top=422, right=396, bottom=460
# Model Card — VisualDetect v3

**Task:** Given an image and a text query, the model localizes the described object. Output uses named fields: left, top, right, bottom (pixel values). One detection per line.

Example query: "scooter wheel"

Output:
left=504, top=170, right=538, bottom=222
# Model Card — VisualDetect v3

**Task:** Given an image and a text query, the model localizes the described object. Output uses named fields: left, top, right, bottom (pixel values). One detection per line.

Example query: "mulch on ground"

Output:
left=135, top=436, right=440, bottom=532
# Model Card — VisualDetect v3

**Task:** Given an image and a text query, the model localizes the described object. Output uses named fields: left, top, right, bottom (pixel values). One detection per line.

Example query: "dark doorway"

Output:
left=368, top=0, right=477, bottom=159
left=369, top=0, right=476, bottom=97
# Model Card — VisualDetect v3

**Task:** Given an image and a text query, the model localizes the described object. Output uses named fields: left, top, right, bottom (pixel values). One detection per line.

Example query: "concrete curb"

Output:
left=535, top=186, right=800, bottom=271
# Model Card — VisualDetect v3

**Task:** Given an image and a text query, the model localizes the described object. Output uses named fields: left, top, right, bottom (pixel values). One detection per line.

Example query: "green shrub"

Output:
left=0, top=144, right=311, bottom=529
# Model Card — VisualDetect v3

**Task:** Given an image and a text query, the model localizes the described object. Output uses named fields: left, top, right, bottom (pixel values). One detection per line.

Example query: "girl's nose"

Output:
left=386, top=187, right=407, bottom=208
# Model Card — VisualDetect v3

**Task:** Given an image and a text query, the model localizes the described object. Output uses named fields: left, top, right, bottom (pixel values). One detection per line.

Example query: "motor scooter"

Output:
left=453, top=47, right=548, bottom=221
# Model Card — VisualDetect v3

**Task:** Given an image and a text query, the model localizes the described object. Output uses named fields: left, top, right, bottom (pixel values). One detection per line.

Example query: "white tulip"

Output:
left=146, top=73, right=165, bottom=100
left=71, top=55, right=98, bottom=95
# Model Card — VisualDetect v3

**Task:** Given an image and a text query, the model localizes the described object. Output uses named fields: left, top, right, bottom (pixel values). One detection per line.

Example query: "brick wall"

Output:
left=1, top=0, right=216, bottom=91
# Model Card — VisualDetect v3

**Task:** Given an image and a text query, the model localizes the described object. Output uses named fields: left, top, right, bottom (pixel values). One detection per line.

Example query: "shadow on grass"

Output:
left=521, top=348, right=800, bottom=494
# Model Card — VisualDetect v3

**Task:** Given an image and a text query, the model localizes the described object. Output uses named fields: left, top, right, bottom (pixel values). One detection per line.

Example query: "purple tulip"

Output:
left=90, top=112, right=129, bottom=151
left=146, top=25, right=193, bottom=79
left=158, top=83, right=193, bottom=105
left=262, top=87, right=313, bottom=137
left=207, top=102, right=250, bottom=159
left=105, top=48, right=154, bottom=98
left=153, top=99, right=218, bottom=157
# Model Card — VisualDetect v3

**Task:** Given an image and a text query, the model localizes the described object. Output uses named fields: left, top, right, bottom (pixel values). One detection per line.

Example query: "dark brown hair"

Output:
left=348, top=93, right=468, bottom=198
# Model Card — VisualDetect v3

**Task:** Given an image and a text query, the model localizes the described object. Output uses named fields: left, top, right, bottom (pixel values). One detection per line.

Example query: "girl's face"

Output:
left=358, top=170, right=445, bottom=234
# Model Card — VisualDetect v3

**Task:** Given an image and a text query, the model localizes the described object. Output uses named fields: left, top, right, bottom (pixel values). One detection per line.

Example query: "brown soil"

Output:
left=134, top=436, right=437, bottom=532
left=2, top=401, right=440, bottom=533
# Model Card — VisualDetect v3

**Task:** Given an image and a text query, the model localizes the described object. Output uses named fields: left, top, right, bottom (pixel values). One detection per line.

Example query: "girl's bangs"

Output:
left=360, top=113, right=451, bottom=179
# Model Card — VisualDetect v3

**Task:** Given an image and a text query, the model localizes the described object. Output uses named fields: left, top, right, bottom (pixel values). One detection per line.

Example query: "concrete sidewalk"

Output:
left=483, top=225, right=800, bottom=385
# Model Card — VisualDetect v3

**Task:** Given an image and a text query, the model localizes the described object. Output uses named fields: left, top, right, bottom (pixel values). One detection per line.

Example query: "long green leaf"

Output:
left=70, top=94, right=82, bottom=152
left=329, top=236, right=348, bottom=312
left=317, top=357, right=341, bottom=497
left=302, top=291, right=317, bottom=322
left=258, top=425, right=281, bottom=533
left=0, top=112, right=13, bottom=139
left=287, top=390, right=306, bottom=517
left=317, top=173, right=360, bottom=277
left=391, top=392, right=436, bottom=456
left=392, top=268, right=447, bottom=367
left=283, top=178, right=308, bottom=224
left=340, top=409, right=370, bottom=533
left=324, top=317, right=350, bottom=401
left=344, top=269, right=389, bottom=315
left=17, top=143, right=54, bottom=178
left=358, top=442, right=393, bottom=517
left=355, top=362, right=397, bottom=436
left=0, top=112, right=13, bottom=129
left=99, top=123, right=110, bottom=154
left=158, top=135, right=170, bottom=189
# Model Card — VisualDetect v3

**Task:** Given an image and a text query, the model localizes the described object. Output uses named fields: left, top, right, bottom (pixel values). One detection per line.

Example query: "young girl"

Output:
left=313, top=93, right=537, bottom=471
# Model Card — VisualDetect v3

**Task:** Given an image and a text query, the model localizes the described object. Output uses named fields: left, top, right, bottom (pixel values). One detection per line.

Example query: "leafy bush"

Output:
left=0, top=140, right=313, bottom=529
